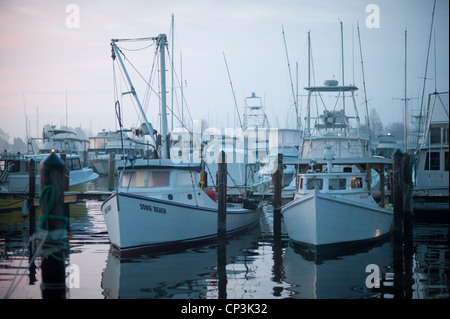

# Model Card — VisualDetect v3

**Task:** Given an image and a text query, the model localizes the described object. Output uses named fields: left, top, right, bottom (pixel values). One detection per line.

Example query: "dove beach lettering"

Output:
left=140, top=203, right=167, bottom=214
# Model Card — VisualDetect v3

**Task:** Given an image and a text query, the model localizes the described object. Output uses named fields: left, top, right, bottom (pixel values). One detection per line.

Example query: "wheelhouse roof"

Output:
left=118, top=158, right=202, bottom=172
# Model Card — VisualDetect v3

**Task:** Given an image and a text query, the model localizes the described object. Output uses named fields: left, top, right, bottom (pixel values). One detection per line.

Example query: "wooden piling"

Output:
left=216, top=150, right=227, bottom=299
left=60, top=153, right=70, bottom=229
left=403, top=153, right=415, bottom=298
left=28, top=158, right=38, bottom=286
left=108, top=152, right=115, bottom=191
left=403, top=153, right=414, bottom=228
left=392, top=149, right=405, bottom=298
left=39, top=153, right=67, bottom=299
left=217, top=150, right=227, bottom=243
left=272, top=153, right=283, bottom=242
left=28, top=158, right=36, bottom=237
left=392, top=149, right=404, bottom=234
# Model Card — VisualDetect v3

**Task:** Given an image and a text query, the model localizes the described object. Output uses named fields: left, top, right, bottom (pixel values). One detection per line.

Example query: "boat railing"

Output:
left=0, top=162, right=14, bottom=183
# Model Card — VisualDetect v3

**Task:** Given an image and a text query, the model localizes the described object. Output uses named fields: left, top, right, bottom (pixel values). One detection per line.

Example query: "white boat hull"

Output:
left=281, top=189, right=393, bottom=251
left=102, top=192, right=261, bottom=256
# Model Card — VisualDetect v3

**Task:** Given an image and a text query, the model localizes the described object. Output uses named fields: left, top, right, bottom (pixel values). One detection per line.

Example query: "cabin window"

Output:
left=424, top=152, right=440, bottom=170
left=71, top=158, right=81, bottom=170
left=430, top=127, right=441, bottom=144
left=175, top=171, right=195, bottom=186
left=297, top=177, right=304, bottom=190
left=445, top=152, right=449, bottom=171
left=306, top=178, right=323, bottom=190
left=148, top=171, right=170, bottom=187
left=329, top=178, right=347, bottom=190
left=121, top=171, right=147, bottom=187
left=350, top=177, right=363, bottom=189
left=0, top=160, right=21, bottom=173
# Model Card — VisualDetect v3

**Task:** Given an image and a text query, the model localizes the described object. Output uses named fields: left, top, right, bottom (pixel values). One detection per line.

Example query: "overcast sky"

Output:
left=0, top=0, right=448, bottom=142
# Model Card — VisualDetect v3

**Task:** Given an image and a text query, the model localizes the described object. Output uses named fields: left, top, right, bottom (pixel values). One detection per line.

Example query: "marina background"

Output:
left=0, top=0, right=448, bottom=143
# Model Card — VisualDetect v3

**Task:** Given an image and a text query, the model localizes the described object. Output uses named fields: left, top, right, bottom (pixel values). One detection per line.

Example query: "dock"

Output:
left=0, top=190, right=112, bottom=207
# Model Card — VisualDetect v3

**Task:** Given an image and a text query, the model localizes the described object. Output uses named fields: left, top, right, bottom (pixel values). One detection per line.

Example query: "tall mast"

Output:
left=171, top=14, right=174, bottom=132
left=158, top=34, right=169, bottom=159
left=404, top=28, right=408, bottom=152
left=306, top=30, right=311, bottom=134
left=357, top=22, right=370, bottom=139
left=282, top=26, right=300, bottom=130
left=340, top=21, right=346, bottom=114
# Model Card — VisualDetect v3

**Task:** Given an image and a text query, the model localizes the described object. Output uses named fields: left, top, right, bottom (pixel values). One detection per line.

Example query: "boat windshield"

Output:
left=350, top=177, right=363, bottom=189
left=329, top=178, right=346, bottom=190
left=121, top=170, right=170, bottom=188
left=306, top=177, right=323, bottom=190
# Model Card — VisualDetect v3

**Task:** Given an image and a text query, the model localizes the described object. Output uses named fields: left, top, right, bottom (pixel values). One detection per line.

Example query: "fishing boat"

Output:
left=0, top=152, right=98, bottom=194
left=374, top=134, right=400, bottom=158
left=283, top=26, right=381, bottom=197
left=281, top=144, right=393, bottom=255
left=413, top=91, right=449, bottom=212
left=281, top=25, right=393, bottom=254
left=101, top=34, right=261, bottom=256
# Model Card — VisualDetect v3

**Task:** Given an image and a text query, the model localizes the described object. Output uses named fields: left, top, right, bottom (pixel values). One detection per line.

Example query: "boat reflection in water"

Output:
left=283, top=238, right=393, bottom=299
left=101, top=226, right=263, bottom=299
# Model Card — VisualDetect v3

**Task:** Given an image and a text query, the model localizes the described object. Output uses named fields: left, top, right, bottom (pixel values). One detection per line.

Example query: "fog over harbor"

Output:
left=0, top=0, right=448, bottom=145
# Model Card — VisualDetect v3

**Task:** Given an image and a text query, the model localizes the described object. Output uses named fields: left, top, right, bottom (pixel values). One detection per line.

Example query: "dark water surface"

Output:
left=0, top=177, right=448, bottom=299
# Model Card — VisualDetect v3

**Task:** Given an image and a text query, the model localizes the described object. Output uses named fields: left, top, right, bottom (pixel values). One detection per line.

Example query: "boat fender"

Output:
left=21, top=200, right=29, bottom=218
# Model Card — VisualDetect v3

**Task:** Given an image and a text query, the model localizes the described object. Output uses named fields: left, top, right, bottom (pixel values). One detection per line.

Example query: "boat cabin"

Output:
left=296, top=172, right=367, bottom=195
left=120, top=168, right=198, bottom=189
left=118, top=157, right=204, bottom=188
left=116, top=160, right=219, bottom=207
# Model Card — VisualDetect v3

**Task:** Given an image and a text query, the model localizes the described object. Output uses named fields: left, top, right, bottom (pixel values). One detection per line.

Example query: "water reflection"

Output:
left=1, top=196, right=448, bottom=299
left=101, top=226, right=263, bottom=299
left=283, top=240, right=393, bottom=298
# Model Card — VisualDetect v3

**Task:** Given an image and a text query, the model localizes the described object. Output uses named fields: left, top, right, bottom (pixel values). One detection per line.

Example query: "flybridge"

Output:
left=304, top=85, right=358, bottom=92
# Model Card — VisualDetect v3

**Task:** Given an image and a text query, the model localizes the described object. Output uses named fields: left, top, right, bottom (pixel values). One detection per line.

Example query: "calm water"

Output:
left=0, top=176, right=448, bottom=299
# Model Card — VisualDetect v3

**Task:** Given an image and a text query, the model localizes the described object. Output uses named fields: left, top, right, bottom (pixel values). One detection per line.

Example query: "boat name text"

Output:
left=104, top=205, right=112, bottom=214
left=140, top=203, right=167, bottom=214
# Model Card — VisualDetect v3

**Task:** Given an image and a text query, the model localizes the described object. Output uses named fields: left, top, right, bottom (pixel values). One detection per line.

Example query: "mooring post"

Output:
left=39, top=153, right=67, bottom=299
left=272, top=153, right=283, bottom=242
left=392, top=149, right=404, bottom=234
left=60, top=153, right=70, bottom=229
left=217, top=150, right=227, bottom=299
left=403, top=152, right=415, bottom=298
left=217, top=150, right=227, bottom=243
left=27, top=158, right=38, bottom=285
left=392, top=149, right=404, bottom=298
left=403, top=153, right=414, bottom=232
left=108, top=152, right=115, bottom=191
left=28, top=158, right=36, bottom=238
